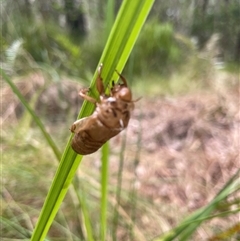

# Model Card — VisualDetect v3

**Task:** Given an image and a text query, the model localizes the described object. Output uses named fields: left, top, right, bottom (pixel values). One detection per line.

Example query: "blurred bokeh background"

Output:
left=1, top=0, right=240, bottom=240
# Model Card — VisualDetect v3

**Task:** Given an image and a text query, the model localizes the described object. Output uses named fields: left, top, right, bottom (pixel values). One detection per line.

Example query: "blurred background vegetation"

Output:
left=1, top=0, right=239, bottom=77
left=1, top=0, right=240, bottom=240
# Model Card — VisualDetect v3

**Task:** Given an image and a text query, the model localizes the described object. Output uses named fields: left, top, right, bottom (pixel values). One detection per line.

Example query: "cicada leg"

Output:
left=115, top=69, right=128, bottom=87
left=79, top=88, right=97, bottom=104
left=79, top=63, right=105, bottom=104
left=96, top=63, right=105, bottom=95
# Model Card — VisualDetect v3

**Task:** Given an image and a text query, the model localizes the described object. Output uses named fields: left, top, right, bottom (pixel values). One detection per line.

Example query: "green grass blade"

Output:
left=112, top=131, right=127, bottom=241
left=74, top=186, right=95, bottom=241
left=153, top=169, right=240, bottom=241
left=30, top=0, right=155, bottom=240
left=100, top=1, right=114, bottom=239
left=31, top=146, right=81, bottom=241
left=1, top=69, right=61, bottom=161
left=84, top=0, right=156, bottom=105
left=104, top=0, right=115, bottom=37
left=100, top=142, right=110, bottom=241
left=0, top=216, right=32, bottom=238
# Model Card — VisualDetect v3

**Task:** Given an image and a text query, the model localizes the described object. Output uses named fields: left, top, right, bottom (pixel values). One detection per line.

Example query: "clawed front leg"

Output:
left=79, top=63, right=105, bottom=104
left=96, top=63, right=105, bottom=95
left=79, top=88, right=97, bottom=104
left=115, top=69, right=128, bottom=87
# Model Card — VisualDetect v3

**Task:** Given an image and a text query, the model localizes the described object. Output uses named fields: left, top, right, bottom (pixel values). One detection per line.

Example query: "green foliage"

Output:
left=191, top=0, right=240, bottom=61
left=2, top=14, right=83, bottom=77
left=225, top=61, right=240, bottom=74
left=131, top=19, right=189, bottom=75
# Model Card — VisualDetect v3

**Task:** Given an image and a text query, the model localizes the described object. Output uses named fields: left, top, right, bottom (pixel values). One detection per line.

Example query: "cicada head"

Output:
left=112, top=85, right=132, bottom=102
left=111, top=69, right=132, bottom=102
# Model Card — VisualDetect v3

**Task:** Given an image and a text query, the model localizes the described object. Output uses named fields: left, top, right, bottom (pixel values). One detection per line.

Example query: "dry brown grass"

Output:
left=120, top=77, right=239, bottom=239
left=128, top=91, right=239, bottom=207
left=2, top=70, right=239, bottom=240
left=1, top=72, right=84, bottom=126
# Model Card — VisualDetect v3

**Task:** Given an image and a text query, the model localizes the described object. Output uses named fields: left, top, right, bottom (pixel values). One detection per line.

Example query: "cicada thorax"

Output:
left=96, top=96, right=134, bottom=130
left=70, top=64, right=134, bottom=155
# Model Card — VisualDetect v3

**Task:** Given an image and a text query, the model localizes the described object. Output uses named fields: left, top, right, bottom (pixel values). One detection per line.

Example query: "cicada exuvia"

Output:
left=70, top=64, right=135, bottom=155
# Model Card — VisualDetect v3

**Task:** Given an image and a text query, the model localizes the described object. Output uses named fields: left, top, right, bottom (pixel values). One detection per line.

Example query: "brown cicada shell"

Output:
left=70, top=64, right=134, bottom=155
